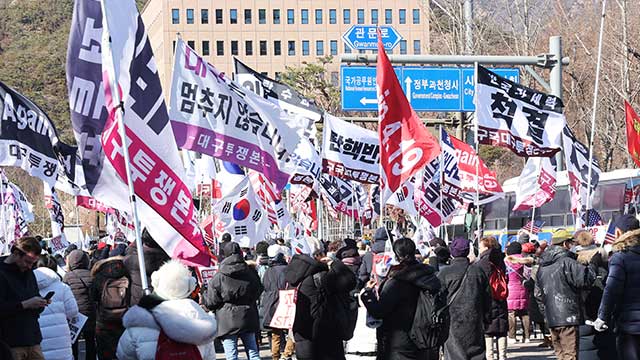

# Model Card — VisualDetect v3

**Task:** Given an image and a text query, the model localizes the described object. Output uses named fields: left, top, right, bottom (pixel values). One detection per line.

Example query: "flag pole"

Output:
left=529, top=159, right=542, bottom=236
left=474, top=61, right=481, bottom=243
left=586, top=0, right=607, bottom=226
left=0, top=175, right=6, bottom=252
left=438, top=125, right=445, bottom=239
left=100, top=0, right=149, bottom=293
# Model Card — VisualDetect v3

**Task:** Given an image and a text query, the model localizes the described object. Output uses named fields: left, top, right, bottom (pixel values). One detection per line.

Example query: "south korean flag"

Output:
left=212, top=176, right=270, bottom=248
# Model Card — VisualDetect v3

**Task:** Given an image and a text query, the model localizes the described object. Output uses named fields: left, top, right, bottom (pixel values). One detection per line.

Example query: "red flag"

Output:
left=376, top=31, right=440, bottom=205
left=625, top=100, right=640, bottom=168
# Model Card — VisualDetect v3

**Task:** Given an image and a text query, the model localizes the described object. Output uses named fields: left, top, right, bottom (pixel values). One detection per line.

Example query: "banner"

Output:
left=376, top=33, right=441, bottom=205
left=75, top=195, right=112, bottom=213
left=318, top=174, right=364, bottom=218
left=562, top=126, right=600, bottom=214
left=448, top=134, right=504, bottom=204
left=625, top=100, right=640, bottom=168
left=388, top=180, right=418, bottom=217
left=361, top=185, right=380, bottom=226
left=0, top=81, right=66, bottom=186
left=67, top=0, right=208, bottom=266
left=5, top=182, right=33, bottom=242
left=321, top=114, right=380, bottom=183
left=43, top=184, right=67, bottom=242
left=513, top=156, right=557, bottom=211
left=169, top=40, right=301, bottom=190
left=249, top=170, right=291, bottom=229
left=475, top=66, right=565, bottom=157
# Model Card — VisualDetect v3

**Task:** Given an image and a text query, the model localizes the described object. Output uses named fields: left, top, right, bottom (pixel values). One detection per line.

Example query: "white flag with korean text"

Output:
left=562, top=126, right=600, bottom=215
left=513, top=157, right=558, bottom=211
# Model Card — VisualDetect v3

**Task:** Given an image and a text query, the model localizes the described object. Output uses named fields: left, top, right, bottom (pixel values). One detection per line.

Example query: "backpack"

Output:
left=98, top=276, right=131, bottom=322
left=313, top=272, right=358, bottom=341
left=489, top=263, right=508, bottom=301
left=409, top=287, right=450, bottom=350
left=155, top=329, right=203, bottom=360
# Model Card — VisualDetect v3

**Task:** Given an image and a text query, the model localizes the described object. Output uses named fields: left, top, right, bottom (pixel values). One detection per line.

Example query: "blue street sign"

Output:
left=461, top=68, right=520, bottom=111
left=340, top=65, right=520, bottom=112
left=342, top=25, right=403, bottom=51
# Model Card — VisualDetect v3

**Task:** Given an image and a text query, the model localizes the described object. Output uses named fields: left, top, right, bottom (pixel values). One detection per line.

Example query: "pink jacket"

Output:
left=505, top=254, right=533, bottom=311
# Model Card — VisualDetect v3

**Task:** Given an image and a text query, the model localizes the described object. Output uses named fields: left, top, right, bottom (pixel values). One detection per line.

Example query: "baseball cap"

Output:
left=551, top=229, right=573, bottom=245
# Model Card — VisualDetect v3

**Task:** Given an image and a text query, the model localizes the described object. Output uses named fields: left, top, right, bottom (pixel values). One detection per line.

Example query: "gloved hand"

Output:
left=592, top=318, right=608, bottom=332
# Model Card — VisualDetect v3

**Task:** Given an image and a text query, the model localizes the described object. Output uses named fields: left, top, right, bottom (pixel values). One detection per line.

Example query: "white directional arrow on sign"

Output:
left=359, top=97, right=377, bottom=105
left=404, top=76, right=412, bottom=103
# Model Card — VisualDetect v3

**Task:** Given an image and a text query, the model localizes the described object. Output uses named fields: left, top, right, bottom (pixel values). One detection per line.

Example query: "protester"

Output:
left=438, top=236, right=491, bottom=360
left=0, top=237, right=48, bottom=360
left=285, top=236, right=357, bottom=360
left=361, top=237, right=441, bottom=360
left=337, top=238, right=362, bottom=275
left=116, top=260, right=216, bottom=359
left=535, top=229, right=596, bottom=360
left=123, top=229, right=170, bottom=306
left=217, top=233, right=232, bottom=261
left=476, top=236, right=509, bottom=360
left=526, top=243, right=551, bottom=348
left=358, top=227, right=391, bottom=290
left=254, top=241, right=270, bottom=281
left=504, top=241, right=533, bottom=344
left=63, top=249, right=96, bottom=360
left=205, top=241, right=263, bottom=360
left=34, top=263, right=79, bottom=360
left=91, top=256, right=132, bottom=360
left=261, top=244, right=295, bottom=360
left=595, top=215, right=640, bottom=359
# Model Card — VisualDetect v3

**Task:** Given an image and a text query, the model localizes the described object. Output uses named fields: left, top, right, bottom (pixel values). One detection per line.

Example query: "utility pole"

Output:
left=456, top=0, right=474, bottom=140
left=549, top=36, right=564, bottom=171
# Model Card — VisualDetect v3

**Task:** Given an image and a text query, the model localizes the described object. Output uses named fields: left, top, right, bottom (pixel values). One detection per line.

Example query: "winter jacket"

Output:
left=204, top=253, right=263, bottom=338
left=116, top=296, right=216, bottom=360
left=0, top=256, right=42, bottom=348
left=358, top=229, right=389, bottom=289
left=599, top=229, right=640, bottom=334
left=361, top=260, right=441, bottom=360
left=123, top=245, right=170, bottom=306
left=34, top=267, right=79, bottom=360
left=261, top=258, right=288, bottom=329
left=535, top=245, right=596, bottom=328
left=438, top=258, right=491, bottom=360
left=285, top=254, right=356, bottom=360
left=63, top=250, right=95, bottom=320
left=476, top=248, right=509, bottom=337
left=505, top=254, right=533, bottom=311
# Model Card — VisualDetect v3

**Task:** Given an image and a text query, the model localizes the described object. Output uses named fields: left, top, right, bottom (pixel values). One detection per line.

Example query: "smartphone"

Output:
left=44, top=291, right=55, bottom=300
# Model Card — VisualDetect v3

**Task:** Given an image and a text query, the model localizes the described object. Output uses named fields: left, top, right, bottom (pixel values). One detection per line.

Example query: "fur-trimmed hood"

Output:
left=505, top=254, right=534, bottom=265
left=613, top=228, right=640, bottom=253
left=576, top=246, right=608, bottom=265
left=91, top=256, right=126, bottom=277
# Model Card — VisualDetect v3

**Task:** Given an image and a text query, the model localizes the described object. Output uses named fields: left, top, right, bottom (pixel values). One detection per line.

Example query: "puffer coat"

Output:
left=63, top=250, right=95, bottom=320
left=505, top=254, right=533, bottom=311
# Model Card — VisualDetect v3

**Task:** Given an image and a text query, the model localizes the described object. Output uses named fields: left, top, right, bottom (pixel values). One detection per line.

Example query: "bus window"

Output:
left=497, top=219, right=506, bottom=230
left=538, top=188, right=571, bottom=216
left=484, top=196, right=509, bottom=221
left=550, top=215, right=564, bottom=226
left=592, top=183, right=626, bottom=212
left=485, top=220, right=497, bottom=230
left=566, top=214, right=575, bottom=226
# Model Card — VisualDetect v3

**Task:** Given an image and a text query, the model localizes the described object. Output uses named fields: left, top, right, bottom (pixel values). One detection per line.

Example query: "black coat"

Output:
left=361, top=260, right=441, bottom=360
left=438, top=258, right=491, bottom=360
left=358, top=239, right=386, bottom=290
left=535, top=245, right=595, bottom=328
left=261, top=259, right=288, bottom=329
left=476, top=248, right=509, bottom=337
left=205, top=253, right=263, bottom=338
left=123, top=244, right=170, bottom=306
left=63, top=250, right=95, bottom=319
left=0, top=256, right=42, bottom=347
left=285, top=254, right=356, bottom=360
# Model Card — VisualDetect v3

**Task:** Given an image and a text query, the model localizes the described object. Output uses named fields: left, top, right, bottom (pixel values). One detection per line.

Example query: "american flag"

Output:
left=585, top=209, right=605, bottom=227
left=521, top=220, right=545, bottom=234
left=603, top=220, right=617, bottom=245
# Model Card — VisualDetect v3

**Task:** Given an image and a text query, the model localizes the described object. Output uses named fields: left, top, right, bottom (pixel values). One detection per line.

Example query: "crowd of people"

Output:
left=1, top=215, right=640, bottom=360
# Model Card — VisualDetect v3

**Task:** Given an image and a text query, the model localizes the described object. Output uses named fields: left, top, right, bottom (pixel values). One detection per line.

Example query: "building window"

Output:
left=187, top=40, right=195, bottom=49
left=329, top=9, right=337, bottom=24
left=315, top=9, right=323, bottom=24
left=330, top=40, right=337, bottom=55
left=217, top=41, right=225, bottom=56
left=215, top=9, right=222, bottom=24
left=385, top=9, right=392, bottom=24
left=171, top=9, right=179, bottom=24
left=302, top=40, right=310, bottom=56
left=260, top=40, right=267, bottom=55
left=273, top=9, right=281, bottom=24
left=202, top=41, right=210, bottom=55
left=274, top=40, right=282, bottom=55
left=331, top=72, right=339, bottom=86
left=246, top=40, right=253, bottom=55
left=344, top=43, right=352, bottom=53
left=413, top=40, right=421, bottom=54
left=245, top=9, right=252, bottom=24
left=399, top=9, right=406, bottom=24
left=186, top=9, right=194, bottom=24
left=230, top=9, right=238, bottom=24
left=357, top=9, right=364, bottom=24
left=259, top=9, right=266, bottom=24
left=201, top=9, right=209, bottom=24
left=287, top=9, right=294, bottom=24
left=316, top=40, right=324, bottom=55
left=343, top=9, right=351, bottom=24
left=371, top=9, right=378, bottom=24
left=231, top=41, right=238, bottom=55
left=399, top=40, right=407, bottom=54
left=288, top=40, right=295, bottom=55
left=301, top=9, right=309, bottom=24
left=413, top=9, right=420, bottom=24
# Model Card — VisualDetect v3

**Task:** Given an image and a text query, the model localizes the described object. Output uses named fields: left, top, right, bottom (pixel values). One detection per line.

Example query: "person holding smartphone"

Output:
left=0, top=236, right=50, bottom=360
